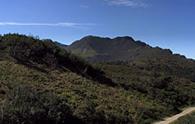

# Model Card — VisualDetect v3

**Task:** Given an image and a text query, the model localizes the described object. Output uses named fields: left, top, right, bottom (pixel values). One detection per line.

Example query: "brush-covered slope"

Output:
left=67, top=35, right=195, bottom=122
left=0, top=34, right=166, bottom=124
left=67, top=36, right=174, bottom=62
left=0, top=34, right=195, bottom=124
left=0, top=34, right=113, bottom=85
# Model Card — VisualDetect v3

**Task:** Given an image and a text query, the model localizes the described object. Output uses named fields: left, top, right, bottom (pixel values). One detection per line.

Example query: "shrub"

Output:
left=0, top=85, right=81, bottom=124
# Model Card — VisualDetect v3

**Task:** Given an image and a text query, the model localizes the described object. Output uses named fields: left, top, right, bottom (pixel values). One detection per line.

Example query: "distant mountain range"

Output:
left=65, top=35, right=189, bottom=62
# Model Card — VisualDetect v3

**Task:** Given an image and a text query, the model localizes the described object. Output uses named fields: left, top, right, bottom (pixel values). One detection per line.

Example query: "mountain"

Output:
left=0, top=34, right=195, bottom=124
left=67, top=35, right=195, bottom=82
left=67, top=35, right=175, bottom=62
left=54, top=41, right=68, bottom=49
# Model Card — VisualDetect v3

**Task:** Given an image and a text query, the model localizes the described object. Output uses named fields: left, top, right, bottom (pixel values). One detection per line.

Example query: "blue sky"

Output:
left=0, top=0, right=194, bottom=59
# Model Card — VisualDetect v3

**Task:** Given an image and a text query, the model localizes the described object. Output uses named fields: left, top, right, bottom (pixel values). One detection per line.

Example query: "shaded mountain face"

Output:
left=67, top=36, right=174, bottom=62
left=67, top=35, right=195, bottom=83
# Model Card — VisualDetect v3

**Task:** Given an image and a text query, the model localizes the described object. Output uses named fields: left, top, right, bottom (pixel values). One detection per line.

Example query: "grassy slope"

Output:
left=0, top=60, right=165, bottom=123
left=99, top=62, right=195, bottom=115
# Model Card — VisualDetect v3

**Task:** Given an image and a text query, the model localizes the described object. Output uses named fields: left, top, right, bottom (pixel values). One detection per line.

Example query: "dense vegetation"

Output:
left=0, top=85, right=81, bottom=124
left=0, top=34, right=195, bottom=124
left=100, top=61, right=195, bottom=109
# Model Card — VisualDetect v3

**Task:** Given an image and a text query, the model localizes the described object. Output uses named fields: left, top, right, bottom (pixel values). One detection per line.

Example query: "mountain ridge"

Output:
left=65, top=35, right=192, bottom=62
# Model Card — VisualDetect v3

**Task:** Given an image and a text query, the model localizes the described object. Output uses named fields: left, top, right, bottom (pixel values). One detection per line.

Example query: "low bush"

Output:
left=0, top=85, right=81, bottom=124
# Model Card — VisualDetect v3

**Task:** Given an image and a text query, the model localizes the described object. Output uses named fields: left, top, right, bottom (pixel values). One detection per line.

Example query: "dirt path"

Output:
left=153, top=107, right=195, bottom=124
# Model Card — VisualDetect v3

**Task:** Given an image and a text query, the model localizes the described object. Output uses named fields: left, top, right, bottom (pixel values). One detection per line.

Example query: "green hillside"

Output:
left=0, top=34, right=195, bottom=124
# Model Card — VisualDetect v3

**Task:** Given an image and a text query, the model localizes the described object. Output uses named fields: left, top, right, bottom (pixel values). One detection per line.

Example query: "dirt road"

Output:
left=153, top=107, right=195, bottom=124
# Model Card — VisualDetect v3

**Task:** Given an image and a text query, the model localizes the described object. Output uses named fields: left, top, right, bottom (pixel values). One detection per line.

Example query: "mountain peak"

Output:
left=67, top=35, right=180, bottom=62
left=113, top=36, right=135, bottom=41
left=80, top=35, right=136, bottom=43
left=70, top=35, right=140, bottom=48
left=80, top=35, right=111, bottom=41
